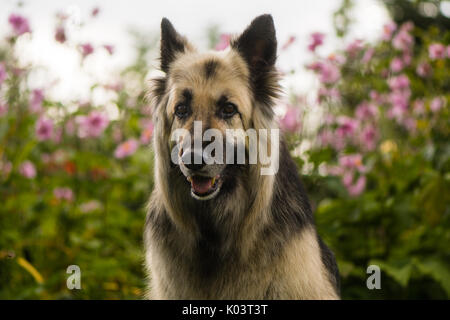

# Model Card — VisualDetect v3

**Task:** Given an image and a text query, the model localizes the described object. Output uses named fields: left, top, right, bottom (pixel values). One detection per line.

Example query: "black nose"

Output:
left=181, top=148, right=206, bottom=171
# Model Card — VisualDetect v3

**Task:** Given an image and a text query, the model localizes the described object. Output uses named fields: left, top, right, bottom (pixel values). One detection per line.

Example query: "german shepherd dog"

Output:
left=144, top=14, right=340, bottom=299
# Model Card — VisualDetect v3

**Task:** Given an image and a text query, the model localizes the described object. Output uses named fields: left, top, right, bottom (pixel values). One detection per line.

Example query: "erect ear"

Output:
left=232, top=14, right=277, bottom=76
left=160, top=18, right=189, bottom=73
left=231, top=15, right=279, bottom=112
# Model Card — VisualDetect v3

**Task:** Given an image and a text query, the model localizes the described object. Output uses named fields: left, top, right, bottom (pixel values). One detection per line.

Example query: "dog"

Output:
left=144, top=14, right=340, bottom=299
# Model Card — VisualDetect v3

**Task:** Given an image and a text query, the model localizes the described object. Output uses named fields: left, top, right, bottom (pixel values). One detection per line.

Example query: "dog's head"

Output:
left=150, top=15, right=279, bottom=202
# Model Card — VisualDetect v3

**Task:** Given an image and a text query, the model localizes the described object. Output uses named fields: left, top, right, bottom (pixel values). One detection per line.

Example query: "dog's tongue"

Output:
left=191, top=176, right=214, bottom=195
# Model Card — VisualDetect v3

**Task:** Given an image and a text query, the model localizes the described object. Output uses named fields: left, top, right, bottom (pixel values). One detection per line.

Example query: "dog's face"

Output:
left=153, top=15, right=279, bottom=201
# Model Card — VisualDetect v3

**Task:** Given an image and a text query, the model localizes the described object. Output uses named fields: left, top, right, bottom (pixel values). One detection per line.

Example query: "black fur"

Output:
left=231, top=14, right=280, bottom=118
left=160, top=18, right=187, bottom=72
left=204, top=59, right=219, bottom=79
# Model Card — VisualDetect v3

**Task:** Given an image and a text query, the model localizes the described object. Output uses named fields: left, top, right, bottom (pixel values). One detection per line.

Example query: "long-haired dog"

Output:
left=144, top=14, right=340, bottom=299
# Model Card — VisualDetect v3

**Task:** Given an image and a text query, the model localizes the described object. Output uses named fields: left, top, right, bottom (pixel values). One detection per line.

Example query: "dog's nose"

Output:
left=181, top=148, right=206, bottom=171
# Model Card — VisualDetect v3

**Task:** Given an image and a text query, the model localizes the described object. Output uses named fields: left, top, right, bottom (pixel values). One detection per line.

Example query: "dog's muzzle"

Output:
left=179, top=147, right=224, bottom=201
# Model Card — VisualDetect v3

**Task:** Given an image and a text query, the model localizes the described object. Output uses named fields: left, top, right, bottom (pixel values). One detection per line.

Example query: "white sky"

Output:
left=0, top=0, right=390, bottom=105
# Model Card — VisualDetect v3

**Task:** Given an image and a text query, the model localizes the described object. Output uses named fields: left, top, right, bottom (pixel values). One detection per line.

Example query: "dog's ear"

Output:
left=160, top=18, right=189, bottom=73
left=231, top=15, right=279, bottom=112
left=232, top=14, right=277, bottom=75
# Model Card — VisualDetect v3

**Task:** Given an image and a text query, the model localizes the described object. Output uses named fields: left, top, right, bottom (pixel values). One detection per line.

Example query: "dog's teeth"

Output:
left=187, top=176, right=192, bottom=182
left=211, top=177, right=216, bottom=186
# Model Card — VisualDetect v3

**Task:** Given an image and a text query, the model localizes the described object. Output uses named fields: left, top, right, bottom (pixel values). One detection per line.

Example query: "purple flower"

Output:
left=29, top=89, right=44, bottom=113
left=19, top=160, right=36, bottom=179
left=80, top=43, right=94, bottom=58
left=77, top=111, right=109, bottom=138
left=54, top=187, right=74, bottom=201
left=339, top=154, right=365, bottom=172
left=35, top=116, right=54, bottom=141
left=0, top=63, right=7, bottom=87
left=308, top=32, right=324, bottom=52
left=390, top=57, right=403, bottom=72
left=8, top=14, right=31, bottom=36
left=279, top=107, right=301, bottom=132
left=416, top=62, right=432, bottom=78
left=114, top=139, right=139, bottom=159
left=91, top=7, right=100, bottom=17
left=428, top=43, right=446, bottom=60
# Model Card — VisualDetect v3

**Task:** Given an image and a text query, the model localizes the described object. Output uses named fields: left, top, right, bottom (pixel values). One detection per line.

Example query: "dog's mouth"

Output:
left=187, top=175, right=222, bottom=201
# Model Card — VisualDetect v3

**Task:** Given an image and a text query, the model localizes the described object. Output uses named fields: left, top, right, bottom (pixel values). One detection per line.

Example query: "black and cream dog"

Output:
left=144, top=14, right=340, bottom=299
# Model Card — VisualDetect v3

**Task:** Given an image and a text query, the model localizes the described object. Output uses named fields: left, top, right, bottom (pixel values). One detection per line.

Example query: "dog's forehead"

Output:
left=169, top=50, right=249, bottom=89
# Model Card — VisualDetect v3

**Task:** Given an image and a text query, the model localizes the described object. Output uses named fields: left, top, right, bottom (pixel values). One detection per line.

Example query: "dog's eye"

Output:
left=175, top=104, right=190, bottom=119
left=220, top=103, right=237, bottom=119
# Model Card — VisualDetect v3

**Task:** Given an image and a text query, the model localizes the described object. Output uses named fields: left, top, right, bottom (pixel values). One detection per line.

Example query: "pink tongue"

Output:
left=191, top=177, right=213, bottom=195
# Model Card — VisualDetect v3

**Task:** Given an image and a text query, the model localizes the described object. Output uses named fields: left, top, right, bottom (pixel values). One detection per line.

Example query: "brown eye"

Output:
left=220, top=103, right=237, bottom=119
left=175, top=104, right=190, bottom=119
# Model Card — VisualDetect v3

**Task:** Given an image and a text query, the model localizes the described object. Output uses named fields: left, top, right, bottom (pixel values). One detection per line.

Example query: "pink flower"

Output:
left=307, top=61, right=340, bottom=83
left=140, top=122, right=154, bottom=144
left=390, top=57, right=403, bottom=72
left=428, top=43, right=446, bottom=60
left=80, top=43, right=94, bottom=58
left=317, top=87, right=340, bottom=103
left=388, top=74, right=410, bottom=91
left=0, top=160, right=12, bottom=177
left=103, top=44, right=115, bottom=55
left=77, top=111, right=109, bottom=138
left=80, top=200, right=102, bottom=213
left=362, top=48, right=375, bottom=64
left=430, top=97, right=444, bottom=112
left=282, top=36, right=296, bottom=51
left=91, top=7, right=100, bottom=17
left=54, top=26, right=66, bottom=43
left=0, top=102, right=8, bottom=117
left=416, top=62, right=432, bottom=78
left=29, top=89, right=44, bottom=113
left=53, top=187, right=74, bottom=202
left=35, top=116, right=54, bottom=141
left=360, top=125, right=378, bottom=151
left=339, top=154, right=365, bottom=172
left=355, top=101, right=377, bottom=121
left=19, top=160, right=36, bottom=179
left=413, top=99, right=425, bottom=116
left=447, top=45, right=450, bottom=58
left=319, top=62, right=340, bottom=84
left=8, top=14, right=31, bottom=36
left=336, top=116, right=358, bottom=141
left=0, top=63, right=7, bottom=87
left=279, top=107, right=301, bottom=132
left=392, top=24, right=414, bottom=51
left=388, top=90, right=410, bottom=120
left=308, top=32, right=324, bottom=52
left=114, top=139, right=139, bottom=159
left=381, top=22, right=397, bottom=41
left=346, top=175, right=366, bottom=197
left=346, top=39, right=364, bottom=56
left=215, top=34, right=231, bottom=51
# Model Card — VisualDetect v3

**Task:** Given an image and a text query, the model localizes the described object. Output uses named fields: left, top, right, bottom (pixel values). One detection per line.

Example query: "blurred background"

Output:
left=0, top=0, right=448, bottom=299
